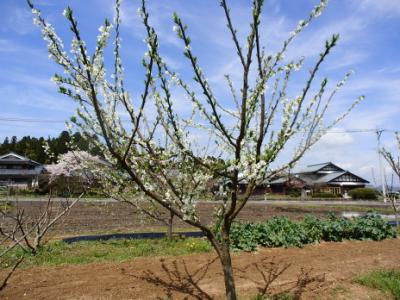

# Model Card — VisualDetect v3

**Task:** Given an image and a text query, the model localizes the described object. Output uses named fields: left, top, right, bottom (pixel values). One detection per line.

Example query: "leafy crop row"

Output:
left=228, top=214, right=396, bottom=251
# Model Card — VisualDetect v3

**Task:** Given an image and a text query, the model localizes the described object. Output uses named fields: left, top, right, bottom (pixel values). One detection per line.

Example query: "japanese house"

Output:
left=267, top=162, right=369, bottom=196
left=0, top=152, right=43, bottom=188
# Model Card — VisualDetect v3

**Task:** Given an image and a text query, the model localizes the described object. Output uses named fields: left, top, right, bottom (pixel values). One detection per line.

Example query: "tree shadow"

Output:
left=235, top=257, right=291, bottom=297
left=235, top=257, right=326, bottom=299
left=128, top=255, right=326, bottom=299
left=291, top=267, right=326, bottom=299
left=132, top=257, right=218, bottom=300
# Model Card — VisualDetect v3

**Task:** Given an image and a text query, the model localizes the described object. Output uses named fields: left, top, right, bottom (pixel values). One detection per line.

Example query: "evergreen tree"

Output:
left=1, top=137, right=9, bottom=153
left=0, top=132, right=98, bottom=163
left=10, top=136, right=17, bottom=152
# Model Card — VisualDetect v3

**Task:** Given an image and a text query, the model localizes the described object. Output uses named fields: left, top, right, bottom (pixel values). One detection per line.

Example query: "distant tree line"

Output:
left=0, top=131, right=100, bottom=164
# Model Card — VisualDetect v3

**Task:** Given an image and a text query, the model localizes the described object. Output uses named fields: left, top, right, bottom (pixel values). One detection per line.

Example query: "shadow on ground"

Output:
left=131, top=257, right=218, bottom=299
left=129, top=255, right=327, bottom=299
left=235, top=257, right=326, bottom=299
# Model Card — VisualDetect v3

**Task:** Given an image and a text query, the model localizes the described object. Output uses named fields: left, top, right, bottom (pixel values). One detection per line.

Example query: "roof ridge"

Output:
left=306, top=162, right=331, bottom=167
left=0, top=152, right=27, bottom=160
left=0, top=152, right=41, bottom=165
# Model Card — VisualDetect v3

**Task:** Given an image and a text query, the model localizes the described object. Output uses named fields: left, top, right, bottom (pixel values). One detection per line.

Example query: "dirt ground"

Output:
left=1, top=238, right=399, bottom=299
left=2, top=200, right=349, bottom=237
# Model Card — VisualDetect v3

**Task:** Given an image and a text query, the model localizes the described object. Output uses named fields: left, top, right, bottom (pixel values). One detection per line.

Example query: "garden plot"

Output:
left=1, top=200, right=392, bottom=238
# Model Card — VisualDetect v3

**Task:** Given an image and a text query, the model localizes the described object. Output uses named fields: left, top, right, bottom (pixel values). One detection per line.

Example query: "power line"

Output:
left=0, top=117, right=65, bottom=124
left=0, top=116, right=397, bottom=133
left=0, top=117, right=135, bottom=124
left=325, top=129, right=396, bottom=133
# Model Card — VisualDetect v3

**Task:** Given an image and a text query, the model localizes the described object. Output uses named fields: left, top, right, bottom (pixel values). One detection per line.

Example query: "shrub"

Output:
left=301, top=216, right=324, bottom=243
left=257, top=217, right=307, bottom=248
left=288, top=190, right=301, bottom=198
left=229, top=222, right=260, bottom=251
left=312, top=192, right=337, bottom=198
left=321, top=214, right=354, bottom=242
left=348, top=188, right=378, bottom=200
left=351, top=213, right=396, bottom=240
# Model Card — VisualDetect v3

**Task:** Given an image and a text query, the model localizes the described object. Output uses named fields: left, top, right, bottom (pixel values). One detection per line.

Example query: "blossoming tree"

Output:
left=0, top=151, right=88, bottom=292
left=382, top=133, right=400, bottom=227
left=28, top=0, right=363, bottom=298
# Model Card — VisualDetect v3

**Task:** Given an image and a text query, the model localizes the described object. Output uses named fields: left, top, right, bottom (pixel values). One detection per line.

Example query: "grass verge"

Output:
left=0, top=237, right=212, bottom=268
left=354, top=269, right=400, bottom=300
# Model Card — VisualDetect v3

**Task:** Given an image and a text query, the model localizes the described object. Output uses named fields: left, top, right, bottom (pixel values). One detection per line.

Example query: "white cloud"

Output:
left=0, top=38, right=48, bottom=65
left=326, top=49, right=369, bottom=70
left=286, top=16, right=366, bottom=61
left=339, top=106, right=398, bottom=132
left=344, top=76, right=400, bottom=103
left=317, top=130, right=355, bottom=147
left=116, top=0, right=186, bottom=48
left=0, top=85, right=74, bottom=113
left=3, top=7, right=34, bottom=35
left=0, top=71, right=54, bottom=89
left=354, top=0, right=400, bottom=17
left=377, top=65, right=400, bottom=74
left=0, top=39, right=20, bottom=53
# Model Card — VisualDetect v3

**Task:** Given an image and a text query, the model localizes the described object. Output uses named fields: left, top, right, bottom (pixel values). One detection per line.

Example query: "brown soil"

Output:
left=2, top=201, right=340, bottom=237
left=2, top=238, right=399, bottom=299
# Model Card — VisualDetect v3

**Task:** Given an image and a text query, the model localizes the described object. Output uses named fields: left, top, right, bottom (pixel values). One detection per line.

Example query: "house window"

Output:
left=318, top=187, right=341, bottom=195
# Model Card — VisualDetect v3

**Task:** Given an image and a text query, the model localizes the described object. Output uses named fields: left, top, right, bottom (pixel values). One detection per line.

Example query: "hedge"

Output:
left=312, top=192, right=337, bottom=198
left=348, top=188, right=378, bottom=200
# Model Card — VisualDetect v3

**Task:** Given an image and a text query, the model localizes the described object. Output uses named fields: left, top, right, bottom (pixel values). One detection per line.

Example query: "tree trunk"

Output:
left=220, top=248, right=237, bottom=300
left=217, top=230, right=237, bottom=300
left=167, top=210, right=174, bottom=240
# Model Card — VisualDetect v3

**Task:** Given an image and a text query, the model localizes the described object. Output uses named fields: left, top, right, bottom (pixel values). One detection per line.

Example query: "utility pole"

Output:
left=376, top=130, right=387, bottom=202
left=370, top=167, right=377, bottom=187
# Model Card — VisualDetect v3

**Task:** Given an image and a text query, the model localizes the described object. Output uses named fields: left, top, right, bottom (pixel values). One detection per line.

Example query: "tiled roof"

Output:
left=297, top=162, right=344, bottom=174
left=268, top=177, right=288, bottom=184
left=0, top=152, right=41, bottom=166
left=313, top=171, right=346, bottom=183
left=297, top=162, right=331, bottom=173
left=268, top=163, right=370, bottom=186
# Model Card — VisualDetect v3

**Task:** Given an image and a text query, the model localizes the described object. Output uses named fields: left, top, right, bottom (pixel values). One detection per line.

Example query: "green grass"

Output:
left=51, top=226, right=202, bottom=239
left=354, top=269, right=400, bottom=300
left=1, top=237, right=212, bottom=268
left=0, top=201, right=11, bottom=211
left=249, top=293, right=294, bottom=300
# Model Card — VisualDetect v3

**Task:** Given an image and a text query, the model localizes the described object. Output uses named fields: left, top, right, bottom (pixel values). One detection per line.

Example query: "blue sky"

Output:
left=0, top=0, right=400, bottom=184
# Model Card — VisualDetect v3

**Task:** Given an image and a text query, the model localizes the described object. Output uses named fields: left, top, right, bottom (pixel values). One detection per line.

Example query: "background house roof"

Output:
left=0, top=152, right=41, bottom=166
left=297, top=162, right=344, bottom=174
left=313, top=171, right=369, bottom=184
left=266, top=162, right=370, bottom=186
left=268, top=177, right=288, bottom=184
left=313, top=171, right=346, bottom=184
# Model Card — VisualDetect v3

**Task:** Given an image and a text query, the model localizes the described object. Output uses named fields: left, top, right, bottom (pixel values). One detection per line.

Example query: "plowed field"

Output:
left=2, top=239, right=399, bottom=299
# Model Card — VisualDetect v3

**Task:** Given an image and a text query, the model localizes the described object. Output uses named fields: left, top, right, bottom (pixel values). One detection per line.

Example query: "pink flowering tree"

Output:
left=28, top=0, right=363, bottom=298
left=44, top=150, right=104, bottom=195
left=0, top=151, right=92, bottom=292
